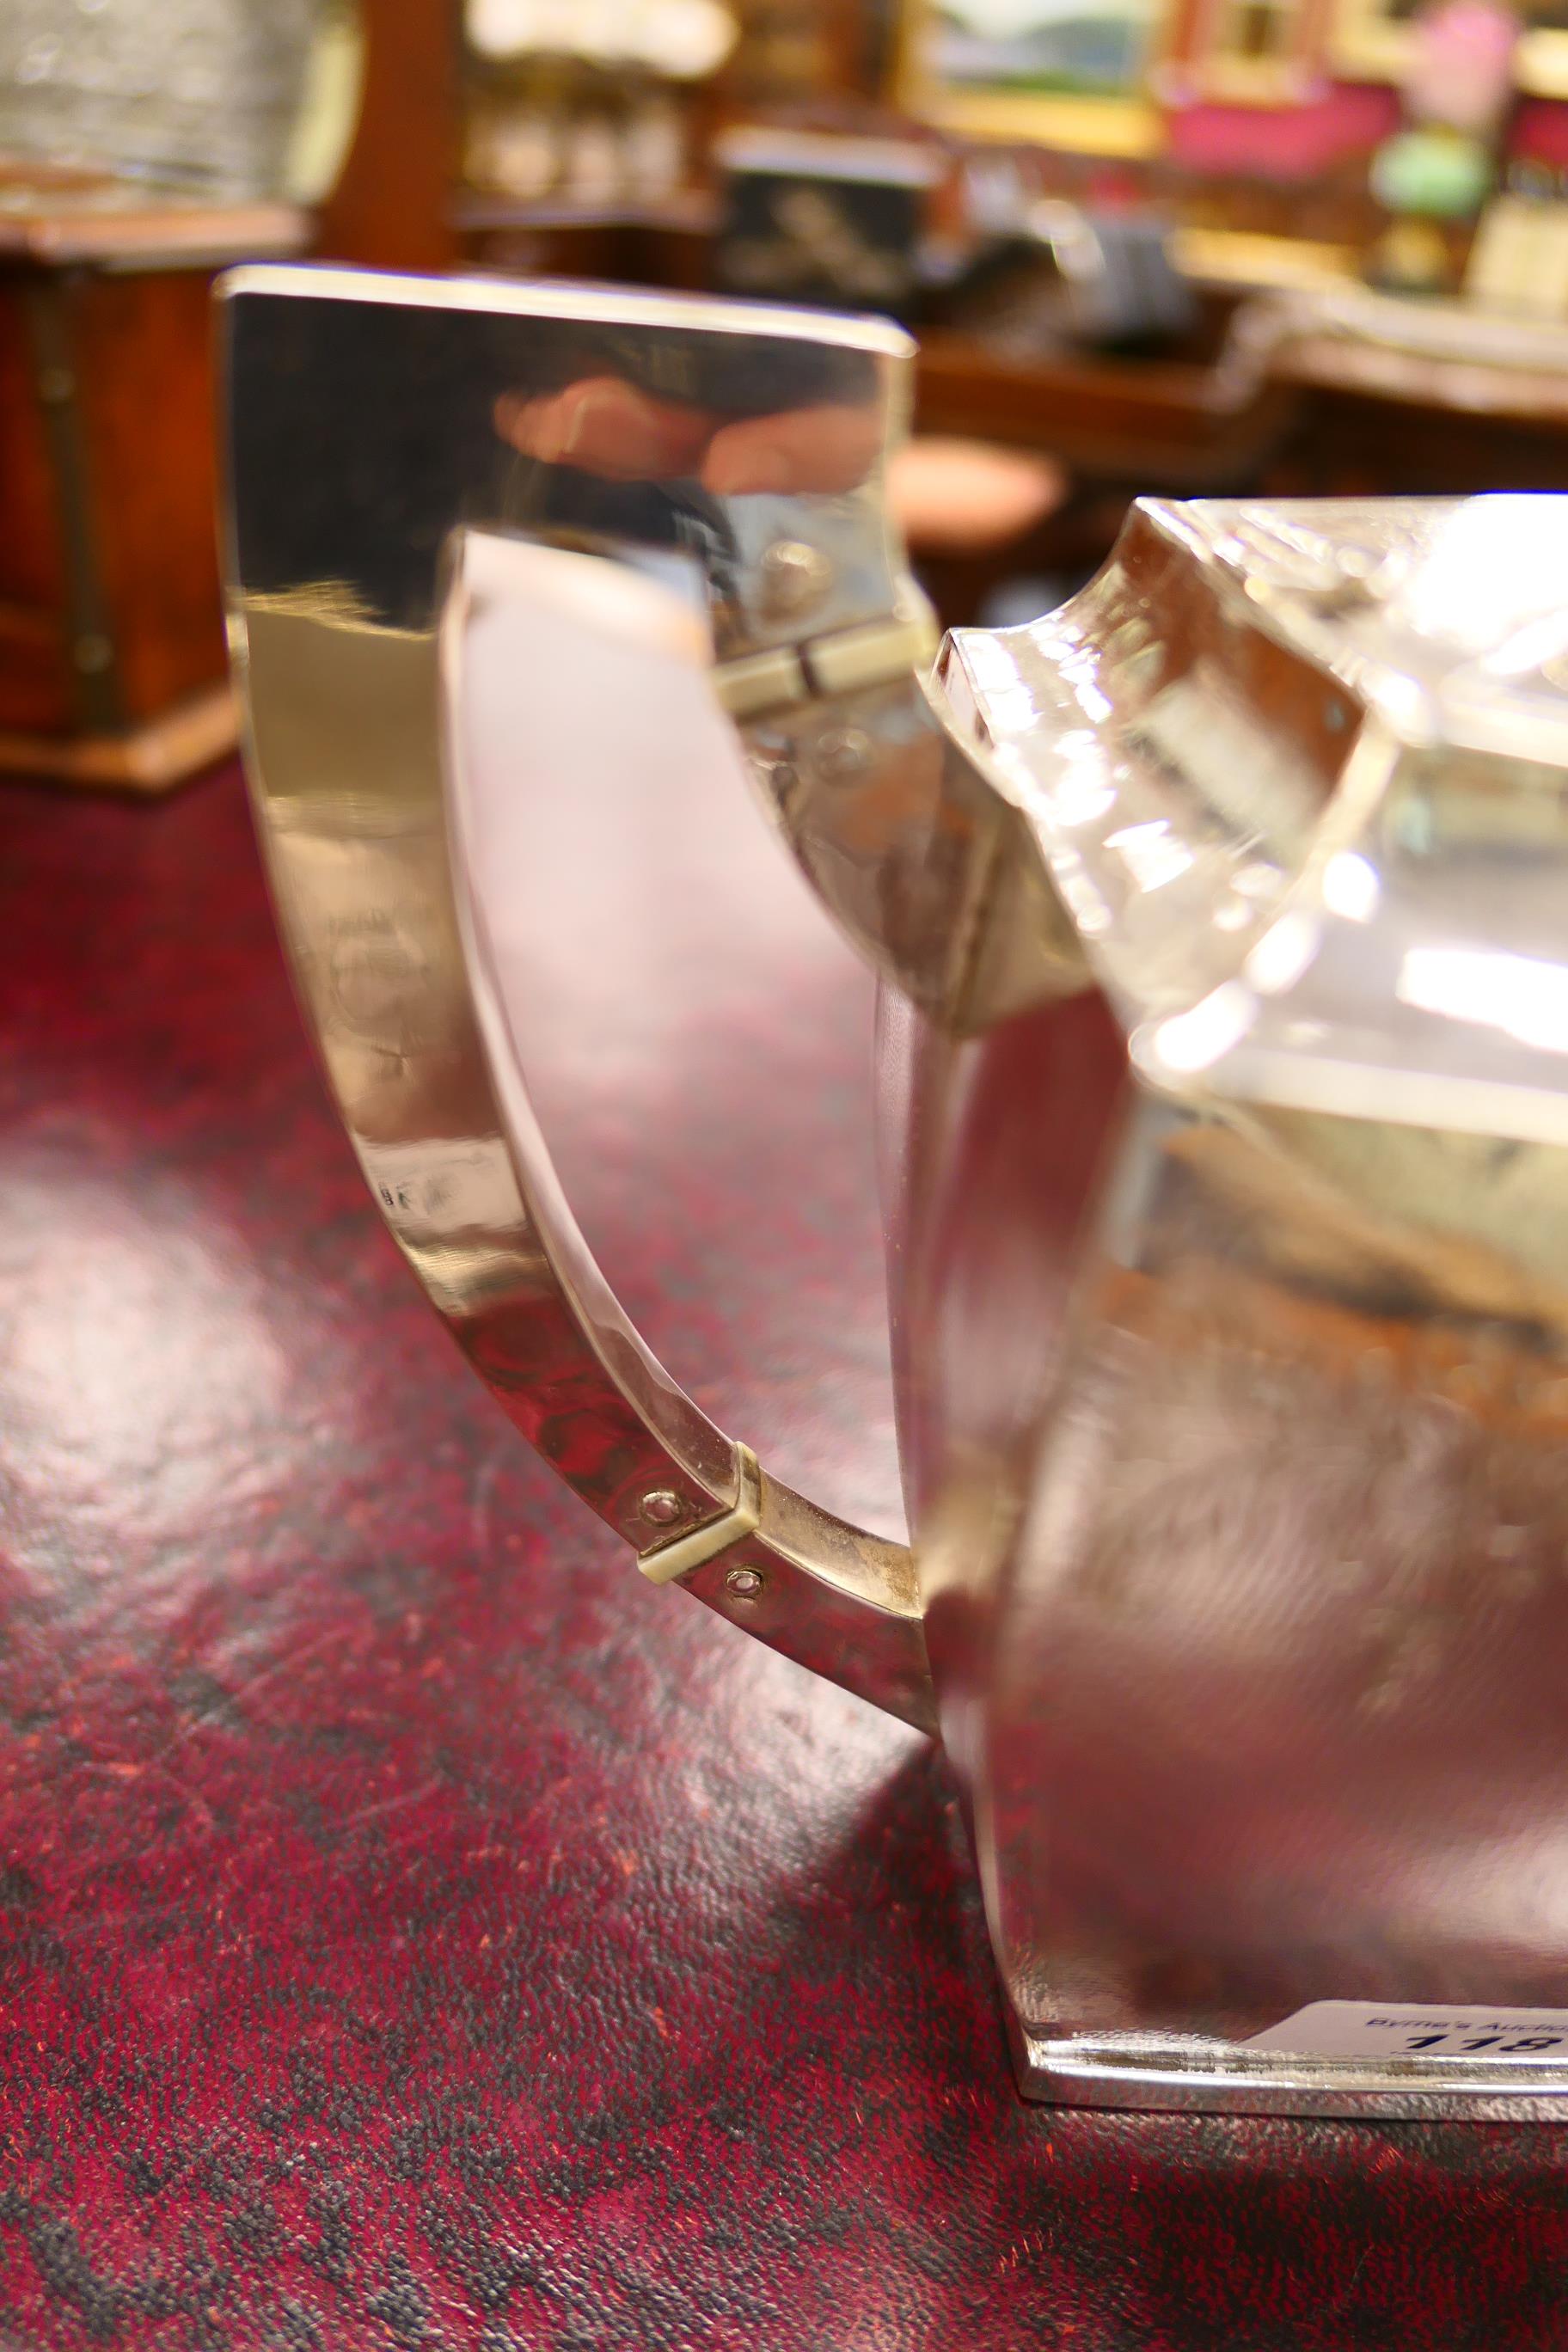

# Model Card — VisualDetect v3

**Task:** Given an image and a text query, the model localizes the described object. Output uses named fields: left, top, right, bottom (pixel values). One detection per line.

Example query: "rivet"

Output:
left=759, top=539, right=834, bottom=619
left=754, top=755, right=797, bottom=799
left=73, top=633, right=113, bottom=674
left=815, top=726, right=871, bottom=784
left=640, top=1488, right=683, bottom=1527
left=725, top=1564, right=766, bottom=1602
left=38, top=365, right=74, bottom=404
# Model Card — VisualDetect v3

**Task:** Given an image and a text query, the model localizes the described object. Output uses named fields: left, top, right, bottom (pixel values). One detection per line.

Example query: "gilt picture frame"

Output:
left=897, top=0, right=1162, bottom=158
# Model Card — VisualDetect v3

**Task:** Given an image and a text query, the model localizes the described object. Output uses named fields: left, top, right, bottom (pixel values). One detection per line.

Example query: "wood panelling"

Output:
left=0, top=199, right=305, bottom=773
left=316, top=0, right=460, bottom=269
left=71, top=271, right=229, bottom=725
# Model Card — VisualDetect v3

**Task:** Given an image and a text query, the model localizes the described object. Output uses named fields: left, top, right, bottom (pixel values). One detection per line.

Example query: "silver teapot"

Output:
left=224, top=265, right=1568, bottom=2121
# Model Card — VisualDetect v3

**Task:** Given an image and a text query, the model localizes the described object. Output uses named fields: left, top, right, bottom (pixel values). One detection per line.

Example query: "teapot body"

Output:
left=886, top=947, right=1568, bottom=2117
left=881, top=496, right=1568, bottom=2110
left=887, top=981, right=1568, bottom=2112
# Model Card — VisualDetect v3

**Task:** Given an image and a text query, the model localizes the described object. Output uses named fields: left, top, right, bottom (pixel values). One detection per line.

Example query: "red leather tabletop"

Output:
left=3, top=763, right=1567, bottom=2352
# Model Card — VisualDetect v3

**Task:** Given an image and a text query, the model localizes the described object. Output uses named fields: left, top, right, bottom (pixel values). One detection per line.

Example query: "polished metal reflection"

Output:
left=922, top=494, right=1568, bottom=2117
left=224, top=267, right=940, bottom=1735
left=223, top=266, right=1568, bottom=2119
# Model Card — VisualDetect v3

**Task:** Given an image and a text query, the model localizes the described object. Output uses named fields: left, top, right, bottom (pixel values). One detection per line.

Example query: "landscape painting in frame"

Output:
left=929, top=0, right=1158, bottom=101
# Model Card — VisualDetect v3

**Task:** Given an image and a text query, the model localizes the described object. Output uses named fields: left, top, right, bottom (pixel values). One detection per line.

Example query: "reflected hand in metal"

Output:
left=220, top=266, right=1070, bottom=1738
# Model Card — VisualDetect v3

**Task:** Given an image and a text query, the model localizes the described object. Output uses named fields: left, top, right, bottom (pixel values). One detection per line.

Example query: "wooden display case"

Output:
left=0, top=183, right=309, bottom=790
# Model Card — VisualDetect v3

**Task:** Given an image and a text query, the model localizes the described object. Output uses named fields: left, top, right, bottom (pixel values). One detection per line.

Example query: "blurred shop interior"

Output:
left=7, top=0, right=1568, bottom=791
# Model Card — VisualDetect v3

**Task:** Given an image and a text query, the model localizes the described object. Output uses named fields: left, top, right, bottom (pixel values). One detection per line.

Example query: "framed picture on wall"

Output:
left=1332, top=0, right=1568, bottom=100
left=898, top=0, right=1163, bottom=156
left=1173, top=0, right=1322, bottom=101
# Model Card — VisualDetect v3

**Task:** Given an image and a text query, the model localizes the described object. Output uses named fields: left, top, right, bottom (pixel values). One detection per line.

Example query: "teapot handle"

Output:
left=237, top=561, right=940, bottom=1738
left=225, top=265, right=1075, bottom=1738
left=443, top=547, right=935, bottom=1733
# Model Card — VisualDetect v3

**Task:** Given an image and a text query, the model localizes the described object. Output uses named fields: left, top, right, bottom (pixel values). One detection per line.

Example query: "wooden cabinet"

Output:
left=0, top=191, right=307, bottom=788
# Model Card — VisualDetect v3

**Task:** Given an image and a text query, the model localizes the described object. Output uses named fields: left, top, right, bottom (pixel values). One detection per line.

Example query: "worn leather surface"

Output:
left=3, top=764, right=1568, bottom=2352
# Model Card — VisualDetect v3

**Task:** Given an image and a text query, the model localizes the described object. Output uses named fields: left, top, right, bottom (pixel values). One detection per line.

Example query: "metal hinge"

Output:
left=714, top=606, right=939, bottom=723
